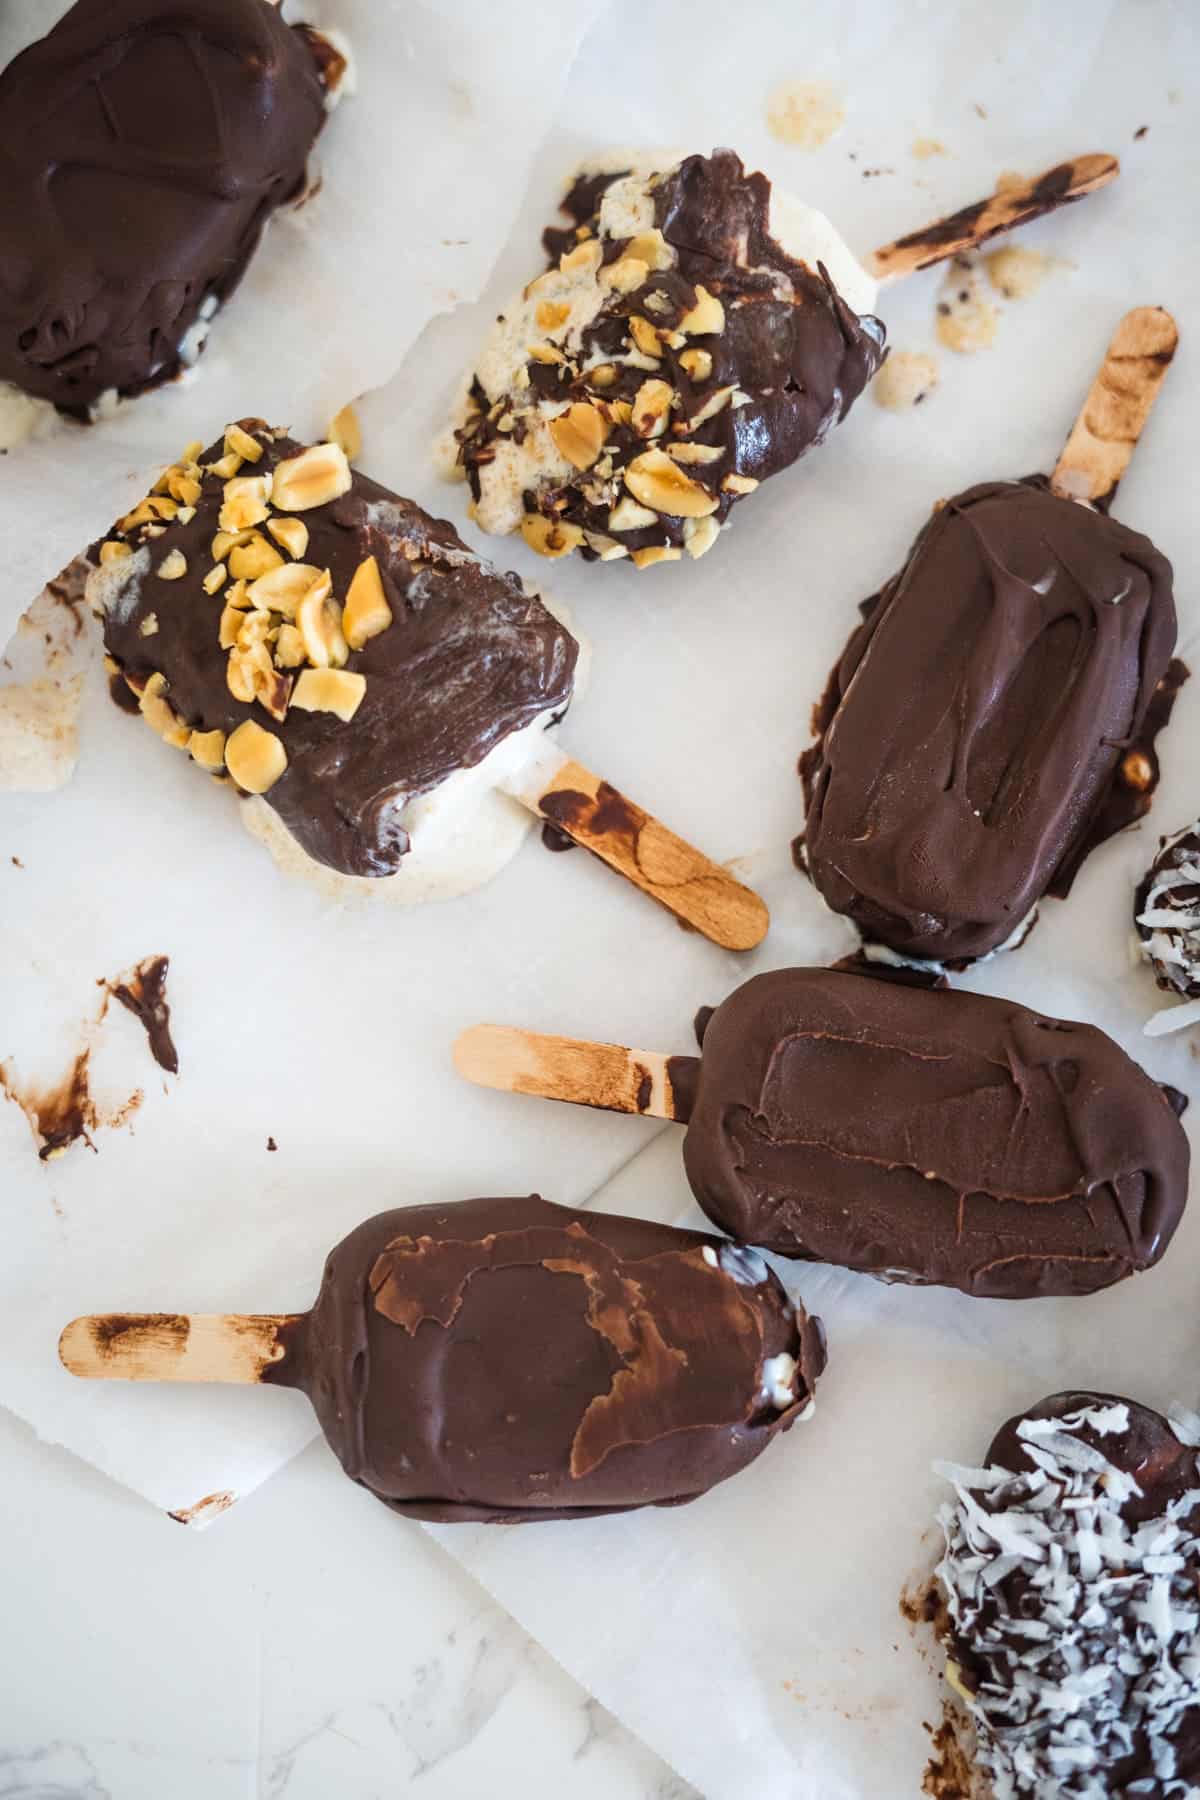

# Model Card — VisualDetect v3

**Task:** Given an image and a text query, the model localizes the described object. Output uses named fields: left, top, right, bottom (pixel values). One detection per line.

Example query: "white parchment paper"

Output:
left=0, top=0, right=602, bottom=625
left=3, top=0, right=1200, bottom=1791
left=403, top=1, right=1198, bottom=1793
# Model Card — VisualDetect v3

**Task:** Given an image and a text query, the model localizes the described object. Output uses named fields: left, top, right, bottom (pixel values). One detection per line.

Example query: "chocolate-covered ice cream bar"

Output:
left=803, top=477, right=1180, bottom=963
left=89, top=423, right=578, bottom=881
left=679, top=969, right=1188, bottom=1295
left=451, top=149, right=1116, bottom=570
left=802, top=307, right=1183, bottom=965
left=60, top=1195, right=826, bottom=1523
left=85, top=421, right=770, bottom=945
left=934, top=1393, right=1200, bottom=1796
left=457, top=966, right=1190, bottom=1299
left=0, top=0, right=333, bottom=419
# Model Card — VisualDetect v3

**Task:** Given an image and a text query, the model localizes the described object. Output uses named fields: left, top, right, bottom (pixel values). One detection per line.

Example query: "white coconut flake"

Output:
left=934, top=1404, right=1200, bottom=1797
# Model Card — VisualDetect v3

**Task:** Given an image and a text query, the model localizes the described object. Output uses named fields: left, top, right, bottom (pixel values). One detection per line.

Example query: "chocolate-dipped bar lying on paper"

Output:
left=450, top=147, right=1116, bottom=569
left=86, top=422, right=768, bottom=948
left=456, top=966, right=1190, bottom=1298
left=802, top=307, right=1184, bottom=966
left=0, top=0, right=347, bottom=440
left=60, top=1195, right=826, bottom=1523
left=932, top=1393, right=1200, bottom=1798
left=1137, top=823, right=1200, bottom=1038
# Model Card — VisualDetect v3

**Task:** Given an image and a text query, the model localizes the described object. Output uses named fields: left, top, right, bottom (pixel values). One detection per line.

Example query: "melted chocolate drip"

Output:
left=0, top=0, right=326, bottom=413
left=802, top=478, right=1178, bottom=963
left=681, top=967, right=1189, bottom=1298
left=270, top=1195, right=825, bottom=1523
left=96, top=425, right=578, bottom=879
left=106, top=955, right=178, bottom=1075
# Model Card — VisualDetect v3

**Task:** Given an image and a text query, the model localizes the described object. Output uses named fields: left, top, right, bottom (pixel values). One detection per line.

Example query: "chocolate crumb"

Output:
left=11, top=856, right=22, bottom=868
left=267, top=1136, right=278, bottom=1152
left=1134, top=124, right=1149, bottom=139
left=540, top=820, right=577, bottom=853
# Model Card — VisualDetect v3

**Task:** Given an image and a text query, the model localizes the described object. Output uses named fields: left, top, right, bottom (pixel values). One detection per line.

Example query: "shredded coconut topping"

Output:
left=935, top=1403, right=1200, bottom=1798
left=1138, top=826, right=1200, bottom=1034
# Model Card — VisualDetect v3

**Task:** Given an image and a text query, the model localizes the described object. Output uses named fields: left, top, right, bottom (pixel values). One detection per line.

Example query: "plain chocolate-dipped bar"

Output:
left=936, top=1393, right=1200, bottom=1796
left=802, top=478, right=1179, bottom=963
left=674, top=967, right=1188, bottom=1297
left=267, top=1195, right=826, bottom=1522
left=0, top=0, right=328, bottom=415
left=87, top=423, right=578, bottom=878
left=455, top=149, right=885, bottom=568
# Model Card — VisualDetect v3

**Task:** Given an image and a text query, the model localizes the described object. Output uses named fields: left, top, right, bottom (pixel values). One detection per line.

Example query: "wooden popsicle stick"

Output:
left=502, top=750, right=769, bottom=951
left=454, top=1024, right=692, bottom=1122
left=59, top=1311, right=299, bottom=1383
left=868, top=152, right=1119, bottom=283
left=1050, top=307, right=1178, bottom=508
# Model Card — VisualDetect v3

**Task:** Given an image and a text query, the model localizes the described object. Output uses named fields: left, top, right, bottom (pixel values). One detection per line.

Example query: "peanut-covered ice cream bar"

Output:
left=454, top=149, right=885, bottom=568
left=88, top=422, right=579, bottom=884
left=451, top=147, right=1119, bottom=570
left=86, top=422, right=770, bottom=945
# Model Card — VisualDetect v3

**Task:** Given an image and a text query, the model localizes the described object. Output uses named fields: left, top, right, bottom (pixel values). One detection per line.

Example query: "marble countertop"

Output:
left=0, top=1405, right=695, bottom=1799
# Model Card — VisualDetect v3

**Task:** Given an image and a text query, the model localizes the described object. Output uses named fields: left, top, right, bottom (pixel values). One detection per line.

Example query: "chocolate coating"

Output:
left=803, top=478, right=1178, bottom=963
left=679, top=967, right=1188, bottom=1297
left=939, top=1393, right=1200, bottom=1796
left=460, top=149, right=885, bottom=559
left=93, top=425, right=578, bottom=878
left=0, top=0, right=325, bottom=413
left=1136, top=824, right=1200, bottom=1000
left=272, top=1195, right=825, bottom=1523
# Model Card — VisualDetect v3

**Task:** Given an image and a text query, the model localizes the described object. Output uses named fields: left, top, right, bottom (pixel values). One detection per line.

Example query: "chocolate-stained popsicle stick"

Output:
left=868, top=152, right=1119, bottom=282
left=61, top=1196, right=826, bottom=1523
left=1050, top=305, right=1178, bottom=506
left=455, top=968, right=1190, bottom=1299
left=454, top=1025, right=686, bottom=1120
left=502, top=752, right=768, bottom=950
left=59, top=1313, right=297, bottom=1383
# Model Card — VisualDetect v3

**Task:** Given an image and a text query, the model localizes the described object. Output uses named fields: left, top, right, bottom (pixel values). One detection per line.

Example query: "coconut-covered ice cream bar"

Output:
left=453, top=148, right=885, bottom=568
left=0, top=0, right=343, bottom=433
left=60, top=1195, right=826, bottom=1523
left=1137, top=824, right=1200, bottom=1037
left=85, top=421, right=770, bottom=945
left=456, top=966, right=1191, bottom=1299
left=934, top=1393, right=1200, bottom=1798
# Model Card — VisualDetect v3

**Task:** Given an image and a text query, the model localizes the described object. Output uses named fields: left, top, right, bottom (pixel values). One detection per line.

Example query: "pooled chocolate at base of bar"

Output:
left=679, top=967, right=1188, bottom=1298
left=270, top=1195, right=825, bottom=1522
left=0, top=0, right=328, bottom=415
left=802, top=477, right=1179, bottom=964
left=90, top=423, right=577, bottom=879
